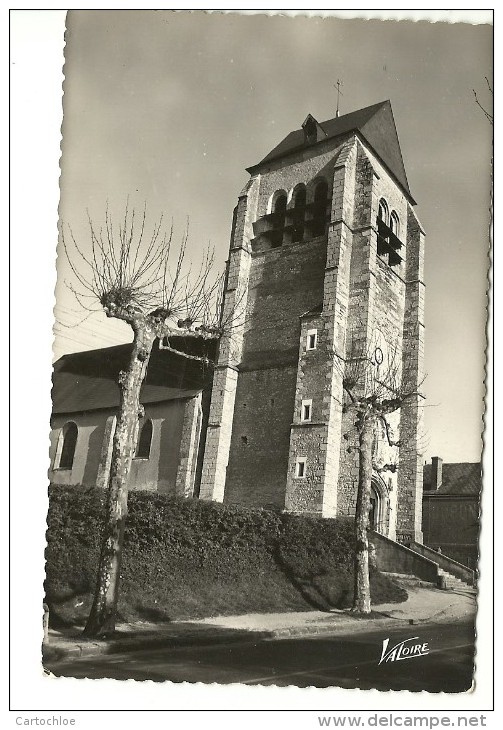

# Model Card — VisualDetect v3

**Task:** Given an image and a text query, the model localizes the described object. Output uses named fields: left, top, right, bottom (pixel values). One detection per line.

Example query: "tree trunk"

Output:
left=83, top=324, right=155, bottom=637
left=352, top=413, right=375, bottom=614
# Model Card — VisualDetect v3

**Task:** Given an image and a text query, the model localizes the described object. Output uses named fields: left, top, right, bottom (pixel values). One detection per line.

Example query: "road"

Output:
left=46, top=619, right=475, bottom=692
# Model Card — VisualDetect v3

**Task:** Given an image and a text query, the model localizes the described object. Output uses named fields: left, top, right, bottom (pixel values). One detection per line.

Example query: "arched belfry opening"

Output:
left=200, top=100, right=425, bottom=543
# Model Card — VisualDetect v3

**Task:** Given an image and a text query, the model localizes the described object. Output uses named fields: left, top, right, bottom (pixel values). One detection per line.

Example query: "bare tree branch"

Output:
left=329, top=323, right=426, bottom=614
left=473, top=77, right=493, bottom=125
left=380, top=415, right=401, bottom=448
left=59, top=202, right=239, bottom=638
left=60, top=205, right=229, bottom=361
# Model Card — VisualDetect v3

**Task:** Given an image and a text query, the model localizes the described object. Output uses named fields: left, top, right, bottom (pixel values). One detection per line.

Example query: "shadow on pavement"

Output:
left=44, top=620, right=475, bottom=692
left=43, top=621, right=272, bottom=665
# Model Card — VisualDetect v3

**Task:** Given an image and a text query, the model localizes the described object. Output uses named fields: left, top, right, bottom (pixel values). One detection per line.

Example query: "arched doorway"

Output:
left=369, top=485, right=378, bottom=530
left=369, top=476, right=390, bottom=535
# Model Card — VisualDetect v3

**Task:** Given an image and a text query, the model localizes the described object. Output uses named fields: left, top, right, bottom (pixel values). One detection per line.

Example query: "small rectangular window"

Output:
left=301, top=399, right=312, bottom=422
left=306, top=329, right=318, bottom=351
left=295, top=458, right=307, bottom=478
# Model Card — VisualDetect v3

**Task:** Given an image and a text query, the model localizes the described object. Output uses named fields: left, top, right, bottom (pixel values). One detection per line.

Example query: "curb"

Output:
left=43, top=602, right=475, bottom=664
left=42, top=616, right=401, bottom=662
left=43, top=640, right=106, bottom=663
left=43, top=627, right=273, bottom=664
left=268, top=613, right=412, bottom=639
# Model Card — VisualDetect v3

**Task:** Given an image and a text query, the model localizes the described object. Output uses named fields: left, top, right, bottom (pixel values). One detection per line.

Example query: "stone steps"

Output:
left=437, top=567, right=474, bottom=591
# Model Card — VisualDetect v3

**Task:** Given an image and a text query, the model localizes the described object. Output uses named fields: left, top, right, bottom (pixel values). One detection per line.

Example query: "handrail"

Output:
left=370, top=531, right=439, bottom=583
left=408, top=542, right=476, bottom=586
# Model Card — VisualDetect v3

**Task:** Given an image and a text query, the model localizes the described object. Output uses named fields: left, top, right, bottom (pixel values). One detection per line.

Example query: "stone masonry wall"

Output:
left=202, top=128, right=424, bottom=530
left=396, top=204, right=426, bottom=543
left=224, top=365, right=298, bottom=509
left=283, top=311, right=326, bottom=514
left=253, top=138, right=344, bottom=217
left=285, top=137, right=358, bottom=516
left=175, top=393, right=203, bottom=498
left=198, top=177, right=260, bottom=502
left=214, top=140, right=351, bottom=509
left=225, top=236, right=327, bottom=508
left=336, top=140, right=414, bottom=539
left=337, top=144, right=378, bottom=519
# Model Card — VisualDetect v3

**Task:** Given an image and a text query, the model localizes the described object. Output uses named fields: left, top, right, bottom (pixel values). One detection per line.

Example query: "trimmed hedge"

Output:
left=45, top=485, right=407, bottom=626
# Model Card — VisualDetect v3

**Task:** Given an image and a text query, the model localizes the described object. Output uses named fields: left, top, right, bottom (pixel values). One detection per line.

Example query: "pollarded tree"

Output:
left=334, top=333, right=425, bottom=614
left=59, top=204, right=239, bottom=637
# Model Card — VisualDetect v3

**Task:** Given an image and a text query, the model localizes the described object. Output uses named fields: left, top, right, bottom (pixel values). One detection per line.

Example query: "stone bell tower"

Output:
left=199, top=100, right=425, bottom=543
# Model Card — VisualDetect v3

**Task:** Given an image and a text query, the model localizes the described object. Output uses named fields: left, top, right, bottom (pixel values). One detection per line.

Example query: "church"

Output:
left=50, top=100, right=425, bottom=545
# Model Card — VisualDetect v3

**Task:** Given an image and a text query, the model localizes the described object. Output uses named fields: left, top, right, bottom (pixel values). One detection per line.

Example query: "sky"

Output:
left=55, top=9, right=493, bottom=464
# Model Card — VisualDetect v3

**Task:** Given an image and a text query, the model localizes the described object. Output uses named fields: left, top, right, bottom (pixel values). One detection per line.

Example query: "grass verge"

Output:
left=45, top=485, right=407, bottom=626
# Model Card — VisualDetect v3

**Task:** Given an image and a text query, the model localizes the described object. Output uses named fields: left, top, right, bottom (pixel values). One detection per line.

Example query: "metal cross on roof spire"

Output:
left=334, top=79, right=344, bottom=118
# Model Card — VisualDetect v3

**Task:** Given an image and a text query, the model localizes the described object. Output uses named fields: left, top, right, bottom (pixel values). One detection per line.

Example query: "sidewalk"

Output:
left=182, top=576, right=476, bottom=636
left=43, top=577, right=476, bottom=664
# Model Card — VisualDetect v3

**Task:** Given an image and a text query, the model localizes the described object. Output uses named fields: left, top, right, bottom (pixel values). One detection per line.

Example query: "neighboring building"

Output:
left=422, top=457, right=481, bottom=569
left=50, top=338, right=216, bottom=497
left=51, top=101, right=426, bottom=544
left=199, top=100, right=426, bottom=543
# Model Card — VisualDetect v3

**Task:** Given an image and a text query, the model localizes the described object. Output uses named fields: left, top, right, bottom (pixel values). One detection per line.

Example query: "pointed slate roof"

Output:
left=247, top=100, right=415, bottom=204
